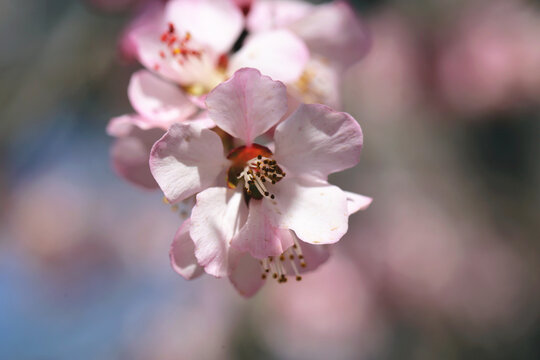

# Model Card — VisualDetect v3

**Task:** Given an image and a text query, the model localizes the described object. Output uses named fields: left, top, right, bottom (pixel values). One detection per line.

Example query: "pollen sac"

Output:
left=227, top=144, right=286, bottom=201
left=259, top=243, right=306, bottom=283
left=157, top=23, right=202, bottom=66
left=227, top=144, right=272, bottom=187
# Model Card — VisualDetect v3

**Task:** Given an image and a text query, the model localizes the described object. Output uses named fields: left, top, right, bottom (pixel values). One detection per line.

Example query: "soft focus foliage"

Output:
left=1, top=0, right=539, bottom=359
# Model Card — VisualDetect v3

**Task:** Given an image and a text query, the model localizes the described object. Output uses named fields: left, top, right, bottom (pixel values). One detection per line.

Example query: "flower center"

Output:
left=290, top=58, right=334, bottom=104
left=158, top=23, right=202, bottom=68
left=226, top=145, right=286, bottom=200
left=260, top=234, right=307, bottom=283
left=155, top=23, right=228, bottom=96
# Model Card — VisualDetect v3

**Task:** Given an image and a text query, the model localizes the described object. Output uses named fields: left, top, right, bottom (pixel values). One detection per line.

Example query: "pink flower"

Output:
left=248, top=0, right=370, bottom=70
left=246, top=0, right=370, bottom=107
left=126, top=0, right=309, bottom=96
left=106, top=69, right=209, bottom=189
left=150, top=68, right=371, bottom=296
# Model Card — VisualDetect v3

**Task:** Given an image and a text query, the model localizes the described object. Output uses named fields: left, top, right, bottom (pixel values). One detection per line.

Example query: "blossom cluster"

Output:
left=107, top=0, right=372, bottom=297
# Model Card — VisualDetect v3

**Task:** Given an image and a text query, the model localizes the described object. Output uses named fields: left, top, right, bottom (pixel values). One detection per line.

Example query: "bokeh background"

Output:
left=1, top=0, right=539, bottom=359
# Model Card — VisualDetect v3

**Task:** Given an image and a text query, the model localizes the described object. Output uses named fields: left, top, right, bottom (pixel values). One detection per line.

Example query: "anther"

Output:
left=291, top=231, right=308, bottom=269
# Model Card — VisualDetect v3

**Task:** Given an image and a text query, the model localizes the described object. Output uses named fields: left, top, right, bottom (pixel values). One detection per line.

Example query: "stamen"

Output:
left=275, top=260, right=284, bottom=281
left=291, top=232, right=307, bottom=268
left=289, top=255, right=302, bottom=281
left=276, top=261, right=288, bottom=283
left=267, top=257, right=279, bottom=279
left=156, top=24, right=202, bottom=70
left=260, top=259, right=269, bottom=280
left=236, top=155, right=285, bottom=200
left=261, top=243, right=308, bottom=285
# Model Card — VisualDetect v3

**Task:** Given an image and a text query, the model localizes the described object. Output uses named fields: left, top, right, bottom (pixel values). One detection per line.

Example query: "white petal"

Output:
left=149, top=123, right=227, bottom=203
left=190, top=188, right=248, bottom=277
left=165, top=0, right=244, bottom=54
left=268, top=177, right=349, bottom=245
left=344, top=191, right=372, bottom=215
left=206, top=68, right=288, bottom=144
left=128, top=70, right=197, bottom=124
left=232, top=200, right=293, bottom=259
left=290, top=1, right=370, bottom=70
left=247, top=0, right=313, bottom=32
left=229, top=30, right=309, bottom=83
left=228, top=249, right=265, bottom=297
left=170, top=219, right=204, bottom=280
left=107, top=115, right=164, bottom=189
left=274, top=103, right=363, bottom=180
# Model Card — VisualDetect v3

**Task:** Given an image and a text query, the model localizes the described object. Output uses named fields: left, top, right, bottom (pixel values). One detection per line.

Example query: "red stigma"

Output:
left=158, top=24, right=202, bottom=65
left=217, top=54, right=229, bottom=70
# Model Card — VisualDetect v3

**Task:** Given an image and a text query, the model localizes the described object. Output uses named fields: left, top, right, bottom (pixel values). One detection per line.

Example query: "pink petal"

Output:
left=128, top=70, right=197, bottom=125
left=129, top=20, right=221, bottom=86
left=344, top=191, right=372, bottom=215
left=186, top=111, right=216, bottom=129
left=165, top=0, right=244, bottom=55
left=300, top=243, right=331, bottom=272
left=109, top=118, right=164, bottom=189
left=190, top=188, right=248, bottom=277
left=205, top=68, right=288, bottom=145
left=149, top=123, right=228, bottom=203
left=119, top=2, right=165, bottom=62
left=287, top=57, right=341, bottom=108
left=290, top=1, right=370, bottom=70
left=232, top=200, right=294, bottom=259
left=270, top=177, right=349, bottom=245
left=276, top=234, right=330, bottom=276
left=127, top=11, right=184, bottom=83
left=228, top=249, right=265, bottom=297
left=247, top=0, right=314, bottom=32
left=274, top=103, right=363, bottom=180
left=106, top=114, right=151, bottom=137
left=229, top=30, right=310, bottom=83
left=170, top=219, right=204, bottom=280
